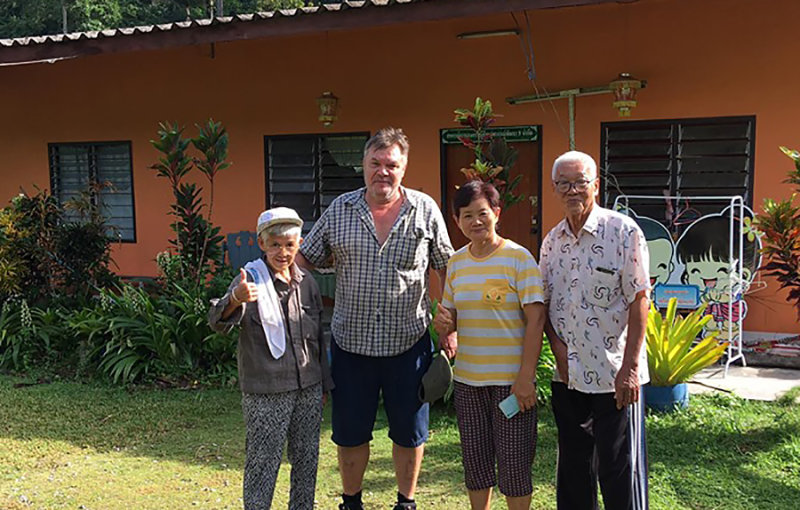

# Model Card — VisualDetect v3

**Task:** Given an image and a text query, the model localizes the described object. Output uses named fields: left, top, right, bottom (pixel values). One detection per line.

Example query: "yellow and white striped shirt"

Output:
left=441, top=239, right=544, bottom=386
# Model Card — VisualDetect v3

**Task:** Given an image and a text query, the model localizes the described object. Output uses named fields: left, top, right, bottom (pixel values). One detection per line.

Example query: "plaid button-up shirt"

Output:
left=301, top=187, right=453, bottom=357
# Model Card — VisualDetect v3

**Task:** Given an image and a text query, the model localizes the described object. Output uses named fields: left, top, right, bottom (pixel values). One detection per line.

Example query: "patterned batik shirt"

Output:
left=300, top=187, right=453, bottom=357
left=540, top=205, right=651, bottom=393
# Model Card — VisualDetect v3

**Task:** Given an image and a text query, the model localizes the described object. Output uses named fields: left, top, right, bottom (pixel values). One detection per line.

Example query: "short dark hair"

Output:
left=676, top=213, right=759, bottom=280
left=452, top=180, right=501, bottom=217
left=364, top=127, right=409, bottom=156
left=633, top=214, right=672, bottom=243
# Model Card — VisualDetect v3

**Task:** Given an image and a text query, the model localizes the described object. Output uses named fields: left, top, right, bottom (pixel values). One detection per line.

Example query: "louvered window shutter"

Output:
left=602, top=116, right=755, bottom=220
left=266, top=133, right=368, bottom=234
left=49, top=142, right=136, bottom=242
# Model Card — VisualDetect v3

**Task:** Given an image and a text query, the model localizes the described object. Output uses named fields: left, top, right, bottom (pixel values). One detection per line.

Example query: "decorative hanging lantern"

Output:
left=609, top=73, right=644, bottom=117
left=317, top=91, right=339, bottom=127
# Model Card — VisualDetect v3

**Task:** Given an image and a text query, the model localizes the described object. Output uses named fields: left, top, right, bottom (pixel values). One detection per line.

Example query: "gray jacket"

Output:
left=208, top=263, right=333, bottom=394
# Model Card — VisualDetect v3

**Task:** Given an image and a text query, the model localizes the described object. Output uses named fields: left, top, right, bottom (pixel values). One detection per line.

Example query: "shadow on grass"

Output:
left=355, top=402, right=561, bottom=502
left=0, top=376, right=246, bottom=470
left=0, top=376, right=556, bottom=485
left=3, top=376, right=799, bottom=510
left=646, top=396, right=800, bottom=509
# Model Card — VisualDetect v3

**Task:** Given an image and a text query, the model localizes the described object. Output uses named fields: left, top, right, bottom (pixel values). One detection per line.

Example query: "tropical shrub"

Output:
left=0, top=120, right=240, bottom=386
left=0, top=191, right=61, bottom=304
left=0, top=299, right=29, bottom=370
left=55, top=183, right=118, bottom=301
left=752, top=146, right=800, bottom=318
left=646, top=297, right=729, bottom=386
left=536, top=339, right=555, bottom=404
left=0, top=299, right=74, bottom=372
left=150, top=120, right=230, bottom=291
left=453, top=97, right=524, bottom=209
left=69, top=283, right=237, bottom=384
left=156, top=250, right=236, bottom=303
left=0, top=188, right=117, bottom=305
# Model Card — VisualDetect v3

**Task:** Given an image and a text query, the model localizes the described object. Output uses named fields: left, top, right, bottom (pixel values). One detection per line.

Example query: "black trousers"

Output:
left=551, top=382, right=648, bottom=510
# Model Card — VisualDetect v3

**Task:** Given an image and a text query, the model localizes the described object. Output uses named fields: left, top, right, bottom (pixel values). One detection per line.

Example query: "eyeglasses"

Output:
left=555, top=178, right=596, bottom=193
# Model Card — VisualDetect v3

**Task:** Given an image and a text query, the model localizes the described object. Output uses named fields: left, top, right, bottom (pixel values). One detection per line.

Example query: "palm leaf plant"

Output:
left=646, top=297, right=729, bottom=386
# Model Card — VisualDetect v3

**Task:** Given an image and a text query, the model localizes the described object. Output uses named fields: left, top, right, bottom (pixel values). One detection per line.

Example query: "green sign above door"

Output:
left=441, top=125, right=539, bottom=145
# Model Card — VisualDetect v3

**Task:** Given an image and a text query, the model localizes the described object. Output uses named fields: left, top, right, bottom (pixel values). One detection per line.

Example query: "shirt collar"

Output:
left=582, top=204, right=602, bottom=236
left=263, top=257, right=303, bottom=287
left=556, top=202, right=602, bottom=239
left=289, top=263, right=303, bottom=284
left=345, top=185, right=417, bottom=214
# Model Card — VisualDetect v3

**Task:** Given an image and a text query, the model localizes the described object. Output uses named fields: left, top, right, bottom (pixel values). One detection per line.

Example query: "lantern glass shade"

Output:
left=609, top=73, right=643, bottom=117
left=317, top=91, right=339, bottom=126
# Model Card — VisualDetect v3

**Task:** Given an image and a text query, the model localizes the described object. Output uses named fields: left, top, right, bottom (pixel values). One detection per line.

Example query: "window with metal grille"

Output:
left=48, top=141, right=136, bottom=242
left=601, top=116, right=755, bottom=219
left=264, top=133, right=368, bottom=233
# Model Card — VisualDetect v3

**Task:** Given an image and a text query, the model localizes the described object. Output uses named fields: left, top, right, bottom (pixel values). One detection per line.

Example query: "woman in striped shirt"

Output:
left=434, top=180, right=546, bottom=510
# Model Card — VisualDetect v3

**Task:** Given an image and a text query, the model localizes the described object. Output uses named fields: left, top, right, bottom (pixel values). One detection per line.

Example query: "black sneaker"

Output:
left=339, top=503, right=364, bottom=510
left=339, top=493, right=364, bottom=510
left=392, top=503, right=416, bottom=510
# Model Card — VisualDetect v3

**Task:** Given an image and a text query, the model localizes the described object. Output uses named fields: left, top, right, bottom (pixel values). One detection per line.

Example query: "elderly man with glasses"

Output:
left=539, top=151, right=651, bottom=510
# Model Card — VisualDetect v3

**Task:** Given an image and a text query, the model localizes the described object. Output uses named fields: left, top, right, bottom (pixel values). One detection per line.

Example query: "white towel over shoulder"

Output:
left=243, top=258, right=286, bottom=359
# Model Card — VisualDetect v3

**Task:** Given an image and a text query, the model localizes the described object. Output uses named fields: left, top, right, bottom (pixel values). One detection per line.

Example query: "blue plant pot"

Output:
left=644, top=382, right=689, bottom=412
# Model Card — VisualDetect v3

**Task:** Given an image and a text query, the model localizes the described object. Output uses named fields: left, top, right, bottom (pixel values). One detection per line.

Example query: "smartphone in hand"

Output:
left=498, top=394, right=520, bottom=419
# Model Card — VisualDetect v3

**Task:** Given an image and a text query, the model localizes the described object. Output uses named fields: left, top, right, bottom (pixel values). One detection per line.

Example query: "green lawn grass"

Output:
left=1, top=375, right=798, bottom=509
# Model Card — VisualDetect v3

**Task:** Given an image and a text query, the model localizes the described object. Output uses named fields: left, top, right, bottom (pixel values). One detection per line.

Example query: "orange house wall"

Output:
left=1, top=0, right=798, bottom=333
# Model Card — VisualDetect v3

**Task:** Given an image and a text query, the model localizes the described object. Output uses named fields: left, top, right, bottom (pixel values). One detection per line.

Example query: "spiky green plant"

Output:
left=646, top=297, right=729, bottom=386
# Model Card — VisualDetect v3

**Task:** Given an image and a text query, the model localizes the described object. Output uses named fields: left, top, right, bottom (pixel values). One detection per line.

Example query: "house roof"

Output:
left=0, top=0, right=618, bottom=66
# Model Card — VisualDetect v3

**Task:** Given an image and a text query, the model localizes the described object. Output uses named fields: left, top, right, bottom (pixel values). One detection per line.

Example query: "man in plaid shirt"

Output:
left=299, top=127, right=454, bottom=510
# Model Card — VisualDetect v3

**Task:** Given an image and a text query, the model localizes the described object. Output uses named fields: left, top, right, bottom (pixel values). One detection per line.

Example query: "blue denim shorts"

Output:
left=330, top=332, right=432, bottom=448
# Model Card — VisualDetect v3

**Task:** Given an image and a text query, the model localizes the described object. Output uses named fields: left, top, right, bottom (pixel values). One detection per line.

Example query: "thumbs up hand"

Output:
left=231, top=268, right=259, bottom=305
left=433, top=302, right=456, bottom=338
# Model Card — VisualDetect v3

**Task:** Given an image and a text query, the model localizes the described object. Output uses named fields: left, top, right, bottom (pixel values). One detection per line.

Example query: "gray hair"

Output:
left=364, top=127, right=409, bottom=157
left=259, top=224, right=302, bottom=244
left=551, top=150, right=598, bottom=181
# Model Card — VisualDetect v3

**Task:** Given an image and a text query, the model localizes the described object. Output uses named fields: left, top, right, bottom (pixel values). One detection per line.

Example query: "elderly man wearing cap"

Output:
left=209, top=207, right=333, bottom=510
left=298, top=127, right=454, bottom=510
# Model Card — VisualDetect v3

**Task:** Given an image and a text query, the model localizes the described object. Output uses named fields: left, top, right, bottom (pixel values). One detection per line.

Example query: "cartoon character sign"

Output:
left=674, top=207, right=761, bottom=342
left=620, top=204, right=761, bottom=344
left=631, top=212, right=675, bottom=288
